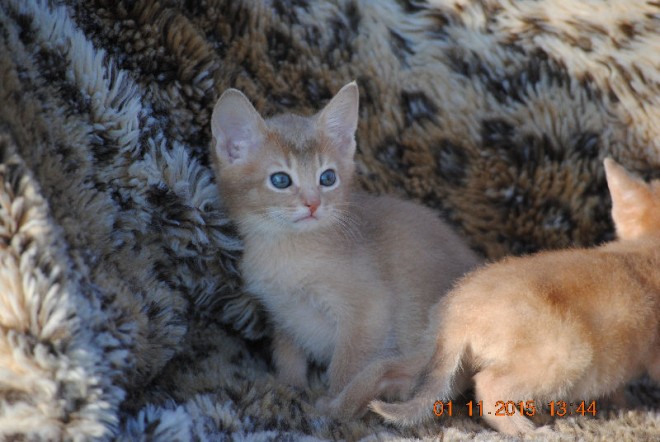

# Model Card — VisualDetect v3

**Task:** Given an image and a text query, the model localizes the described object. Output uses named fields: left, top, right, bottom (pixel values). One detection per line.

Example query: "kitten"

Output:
left=370, top=158, right=660, bottom=435
left=210, top=82, right=480, bottom=417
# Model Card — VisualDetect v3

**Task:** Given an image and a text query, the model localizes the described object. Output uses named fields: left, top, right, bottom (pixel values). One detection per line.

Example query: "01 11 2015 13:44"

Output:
left=433, top=400, right=597, bottom=417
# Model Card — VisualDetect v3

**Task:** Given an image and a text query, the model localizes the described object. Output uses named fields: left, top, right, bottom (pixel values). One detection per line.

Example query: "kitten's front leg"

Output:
left=326, top=319, right=383, bottom=397
left=273, top=329, right=308, bottom=389
left=316, top=318, right=388, bottom=419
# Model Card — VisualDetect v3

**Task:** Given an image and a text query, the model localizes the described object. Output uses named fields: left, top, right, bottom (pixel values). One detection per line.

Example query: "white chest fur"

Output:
left=241, top=238, right=343, bottom=364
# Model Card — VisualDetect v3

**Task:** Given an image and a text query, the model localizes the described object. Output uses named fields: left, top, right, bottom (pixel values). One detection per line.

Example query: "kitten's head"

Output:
left=211, top=82, right=359, bottom=235
left=604, top=158, right=660, bottom=240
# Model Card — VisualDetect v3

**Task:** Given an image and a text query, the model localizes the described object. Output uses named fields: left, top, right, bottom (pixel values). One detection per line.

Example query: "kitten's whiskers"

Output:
left=329, top=207, right=362, bottom=241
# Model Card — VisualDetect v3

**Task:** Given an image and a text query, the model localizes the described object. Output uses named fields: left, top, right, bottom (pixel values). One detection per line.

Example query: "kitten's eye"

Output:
left=319, top=169, right=337, bottom=187
left=270, top=172, right=292, bottom=189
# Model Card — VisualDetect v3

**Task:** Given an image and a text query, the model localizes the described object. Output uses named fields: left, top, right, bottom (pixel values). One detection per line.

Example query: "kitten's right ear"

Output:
left=317, top=81, right=359, bottom=156
left=211, top=89, right=266, bottom=165
left=604, top=157, right=653, bottom=240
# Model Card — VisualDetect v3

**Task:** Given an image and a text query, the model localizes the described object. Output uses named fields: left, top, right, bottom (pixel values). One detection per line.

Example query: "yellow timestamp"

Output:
left=433, top=400, right=597, bottom=417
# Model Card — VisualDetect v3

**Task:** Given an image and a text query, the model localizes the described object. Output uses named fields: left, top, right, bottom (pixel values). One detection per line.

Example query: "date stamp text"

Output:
left=433, top=400, right=597, bottom=418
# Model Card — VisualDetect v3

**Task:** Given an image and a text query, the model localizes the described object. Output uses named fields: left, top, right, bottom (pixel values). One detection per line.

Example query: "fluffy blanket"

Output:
left=0, top=0, right=658, bottom=440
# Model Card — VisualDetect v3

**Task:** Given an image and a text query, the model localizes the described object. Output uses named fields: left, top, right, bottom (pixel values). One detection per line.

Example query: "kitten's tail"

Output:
left=369, top=339, right=466, bottom=426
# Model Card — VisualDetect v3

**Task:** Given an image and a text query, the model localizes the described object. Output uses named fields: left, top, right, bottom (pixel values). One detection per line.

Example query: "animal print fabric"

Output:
left=0, top=0, right=658, bottom=439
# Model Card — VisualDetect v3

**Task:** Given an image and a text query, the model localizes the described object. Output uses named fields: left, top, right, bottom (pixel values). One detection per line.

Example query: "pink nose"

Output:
left=306, top=201, right=319, bottom=215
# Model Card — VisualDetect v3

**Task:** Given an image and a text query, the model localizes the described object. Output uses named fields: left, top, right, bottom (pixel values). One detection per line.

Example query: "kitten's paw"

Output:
left=276, top=370, right=308, bottom=391
left=315, top=395, right=354, bottom=420
left=315, top=396, right=337, bottom=415
left=315, top=396, right=331, bottom=411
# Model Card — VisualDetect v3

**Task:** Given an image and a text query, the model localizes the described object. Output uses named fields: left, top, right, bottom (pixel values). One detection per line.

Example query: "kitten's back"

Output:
left=444, top=243, right=659, bottom=390
left=352, top=192, right=480, bottom=299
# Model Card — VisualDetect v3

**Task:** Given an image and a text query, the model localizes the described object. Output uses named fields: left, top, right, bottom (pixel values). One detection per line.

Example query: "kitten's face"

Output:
left=217, top=120, right=356, bottom=233
left=211, top=83, right=359, bottom=235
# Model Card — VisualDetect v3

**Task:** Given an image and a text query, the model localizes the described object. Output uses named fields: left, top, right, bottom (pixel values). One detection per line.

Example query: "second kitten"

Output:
left=370, top=158, right=660, bottom=434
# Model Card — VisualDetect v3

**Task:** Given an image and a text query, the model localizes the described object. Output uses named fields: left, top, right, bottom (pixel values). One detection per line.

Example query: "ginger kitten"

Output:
left=210, top=82, right=480, bottom=417
left=370, top=158, right=660, bottom=435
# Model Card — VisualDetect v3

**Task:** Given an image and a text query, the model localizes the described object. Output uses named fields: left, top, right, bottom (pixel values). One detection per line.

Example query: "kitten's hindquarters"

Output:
left=459, top=253, right=659, bottom=435
left=370, top=247, right=660, bottom=435
left=369, top=159, right=660, bottom=433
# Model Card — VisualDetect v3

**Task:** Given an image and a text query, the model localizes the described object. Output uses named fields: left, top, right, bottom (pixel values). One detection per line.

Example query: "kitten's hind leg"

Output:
left=369, top=353, right=464, bottom=426
left=474, top=369, right=536, bottom=436
left=318, top=352, right=426, bottom=419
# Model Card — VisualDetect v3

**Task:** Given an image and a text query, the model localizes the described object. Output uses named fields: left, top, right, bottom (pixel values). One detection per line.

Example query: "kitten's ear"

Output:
left=604, top=158, right=654, bottom=240
left=317, top=81, right=359, bottom=156
left=211, top=89, right=266, bottom=165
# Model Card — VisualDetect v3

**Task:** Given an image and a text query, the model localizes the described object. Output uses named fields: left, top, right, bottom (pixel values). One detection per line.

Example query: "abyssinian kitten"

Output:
left=209, top=82, right=480, bottom=417
left=370, top=158, right=660, bottom=435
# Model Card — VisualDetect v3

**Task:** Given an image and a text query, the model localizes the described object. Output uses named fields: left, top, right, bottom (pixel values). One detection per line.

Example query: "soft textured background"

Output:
left=0, top=0, right=658, bottom=440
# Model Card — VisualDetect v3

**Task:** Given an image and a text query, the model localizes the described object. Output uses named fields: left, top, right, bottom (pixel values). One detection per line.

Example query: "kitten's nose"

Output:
left=305, top=202, right=319, bottom=215
left=306, top=201, right=319, bottom=215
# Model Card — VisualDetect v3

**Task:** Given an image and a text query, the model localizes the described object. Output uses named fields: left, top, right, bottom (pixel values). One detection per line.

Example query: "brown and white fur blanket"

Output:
left=0, top=0, right=658, bottom=440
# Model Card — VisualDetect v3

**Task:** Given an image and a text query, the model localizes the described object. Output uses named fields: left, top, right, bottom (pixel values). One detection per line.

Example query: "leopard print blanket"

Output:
left=0, top=0, right=658, bottom=440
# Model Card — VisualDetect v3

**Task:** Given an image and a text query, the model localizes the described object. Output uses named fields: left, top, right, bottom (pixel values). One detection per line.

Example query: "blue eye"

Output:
left=270, top=172, right=292, bottom=189
left=320, top=169, right=336, bottom=187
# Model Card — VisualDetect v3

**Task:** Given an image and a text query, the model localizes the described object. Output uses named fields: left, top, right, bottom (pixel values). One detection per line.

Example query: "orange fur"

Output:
left=370, top=158, right=660, bottom=435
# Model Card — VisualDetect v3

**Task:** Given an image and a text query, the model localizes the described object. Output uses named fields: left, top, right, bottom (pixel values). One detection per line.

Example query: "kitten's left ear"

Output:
left=317, top=81, right=359, bottom=156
